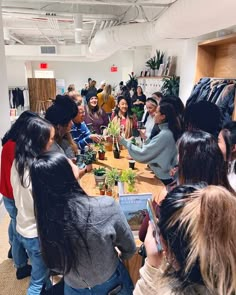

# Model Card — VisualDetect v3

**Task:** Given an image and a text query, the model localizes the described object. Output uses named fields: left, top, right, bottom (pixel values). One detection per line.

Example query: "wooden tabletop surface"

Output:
left=80, top=149, right=167, bottom=204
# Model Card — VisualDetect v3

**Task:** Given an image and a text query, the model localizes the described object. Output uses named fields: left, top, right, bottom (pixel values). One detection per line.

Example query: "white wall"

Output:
left=6, top=58, right=27, bottom=87
left=30, top=50, right=134, bottom=91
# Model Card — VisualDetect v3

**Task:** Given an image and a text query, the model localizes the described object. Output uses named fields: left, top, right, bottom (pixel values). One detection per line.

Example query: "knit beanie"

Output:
left=45, top=95, right=78, bottom=126
left=86, top=92, right=97, bottom=104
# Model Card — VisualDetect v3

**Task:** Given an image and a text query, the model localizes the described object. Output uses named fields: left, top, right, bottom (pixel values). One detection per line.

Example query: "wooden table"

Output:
left=80, top=149, right=166, bottom=284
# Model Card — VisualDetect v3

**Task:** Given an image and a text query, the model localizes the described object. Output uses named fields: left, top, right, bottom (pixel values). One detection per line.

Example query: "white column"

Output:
left=0, top=0, right=10, bottom=141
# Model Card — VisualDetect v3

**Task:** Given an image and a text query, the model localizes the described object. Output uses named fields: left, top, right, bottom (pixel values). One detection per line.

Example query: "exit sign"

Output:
left=40, top=63, right=48, bottom=69
left=111, top=66, right=118, bottom=72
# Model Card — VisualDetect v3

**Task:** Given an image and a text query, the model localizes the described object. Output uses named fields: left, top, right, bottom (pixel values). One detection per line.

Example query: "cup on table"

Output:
left=129, top=160, right=135, bottom=170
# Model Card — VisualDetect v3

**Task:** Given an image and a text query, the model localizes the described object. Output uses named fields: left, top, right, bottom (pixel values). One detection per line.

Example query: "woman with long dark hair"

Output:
left=84, top=94, right=109, bottom=134
left=111, top=96, right=137, bottom=139
left=30, top=152, right=136, bottom=295
left=178, top=130, right=234, bottom=192
left=135, top=184, right=236, bottom=295
left=0, top=111, right=37, bottom=279
left=119, top=102, right=181, bottom=184
left=11, top=117, right=55, bottom=294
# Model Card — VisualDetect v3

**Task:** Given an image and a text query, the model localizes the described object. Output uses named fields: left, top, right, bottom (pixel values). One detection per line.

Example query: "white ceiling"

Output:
left=1, top=0, right=177, bottom=46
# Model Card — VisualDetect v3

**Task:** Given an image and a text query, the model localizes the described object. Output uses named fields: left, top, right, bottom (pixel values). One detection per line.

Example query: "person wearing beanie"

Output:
left=84, top=94, right=109, bottom=134
left=45, top=95, right=79, bottom=157
left=45, top=95, right=90, bottom=177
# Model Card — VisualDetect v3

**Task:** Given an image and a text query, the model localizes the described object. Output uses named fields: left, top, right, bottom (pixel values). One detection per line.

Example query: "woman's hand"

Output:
left=90, top=134, right=101, bottom=143
left=144, top=222, right=164, bottom=268
left=86, top=164, right=93, bottom=173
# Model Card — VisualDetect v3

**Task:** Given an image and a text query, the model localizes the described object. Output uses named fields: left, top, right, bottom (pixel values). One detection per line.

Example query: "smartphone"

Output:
left=146, top=199, right=163, bottom=252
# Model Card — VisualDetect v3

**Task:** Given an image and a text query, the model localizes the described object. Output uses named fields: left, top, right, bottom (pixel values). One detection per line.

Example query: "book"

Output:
left=119, top=193, right=152, bottom=230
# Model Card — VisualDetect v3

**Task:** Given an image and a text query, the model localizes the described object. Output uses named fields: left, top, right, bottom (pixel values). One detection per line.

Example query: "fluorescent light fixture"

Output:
left=74, top=14, right=83, bottom=31
left=75, top=31, right=82, bottom=43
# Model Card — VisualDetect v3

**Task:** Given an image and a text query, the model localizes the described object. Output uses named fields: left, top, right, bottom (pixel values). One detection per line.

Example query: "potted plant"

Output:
left=155, top=50, right=165, bottom=72
left=98, top=182, right=105, bottom=195
left=106, top=121, right=120, bottom=159
left=84, top=149, right=95, bottom=165
left=120, top=169, right=136, bottom=192
left=93, top=167, right=106, bottom=186
left=131, top=106, right=144, bottom=121
left=161, top=75, right=180, bottom=96
left=106, top=168, right=120, bottom=187
left=146, top=56, right=157, bottom=77
left=126, top=72, right=138, bottom=90
left=97, top=143, right=106, bottom=160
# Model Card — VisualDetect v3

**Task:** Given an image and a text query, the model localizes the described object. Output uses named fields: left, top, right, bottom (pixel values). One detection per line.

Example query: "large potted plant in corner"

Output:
left=161, top=75, right=180, bottom=96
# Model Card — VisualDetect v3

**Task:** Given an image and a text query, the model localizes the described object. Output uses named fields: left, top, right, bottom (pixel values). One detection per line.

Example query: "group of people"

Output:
left=0, top=78, right=236, bottom=295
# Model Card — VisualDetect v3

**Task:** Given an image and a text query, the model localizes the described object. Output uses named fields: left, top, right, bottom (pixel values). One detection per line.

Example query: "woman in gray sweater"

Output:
left=30, top=152, right=136, bottom=295
left=120, top=102, right=182, bottom=185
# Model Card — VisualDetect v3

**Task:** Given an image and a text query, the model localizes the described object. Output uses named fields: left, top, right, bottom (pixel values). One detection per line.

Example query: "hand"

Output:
left=90, top=134, right=101, bottom=143
left=169, top=166, right=178, bottom=177
left=144, top=222, right=163, bottom=268
left=139, top=129, right=147, bottom=140
left=86, top=164, right=93, bottom=173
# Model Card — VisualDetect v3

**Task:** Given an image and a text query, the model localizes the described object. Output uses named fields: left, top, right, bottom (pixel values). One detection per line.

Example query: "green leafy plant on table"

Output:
left=93, top=167, right=106, bottom=185
left=106, top=121, right=120, bottom=158
left=120, top=169, right=136, bottom=192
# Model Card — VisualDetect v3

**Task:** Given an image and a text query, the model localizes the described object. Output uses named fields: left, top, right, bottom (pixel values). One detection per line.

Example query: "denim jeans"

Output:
left=64, top=260, right=134, bottom=295
left=16, top=233, right=51, bottom=295
left=3, top=196, right=28, bottom=268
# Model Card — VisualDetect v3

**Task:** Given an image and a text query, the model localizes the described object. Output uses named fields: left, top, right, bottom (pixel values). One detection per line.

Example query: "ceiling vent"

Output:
left=40, top=45, right=57, bottom=54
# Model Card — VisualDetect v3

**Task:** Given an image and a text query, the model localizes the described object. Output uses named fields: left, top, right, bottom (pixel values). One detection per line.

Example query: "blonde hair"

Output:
left=102, top=84, right=112, bottom=103
left=172, top=186, right=236, bottom=295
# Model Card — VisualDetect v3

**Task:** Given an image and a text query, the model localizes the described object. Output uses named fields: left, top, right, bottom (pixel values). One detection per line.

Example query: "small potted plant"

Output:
left=98, top=143, right=106, bottom=160
left=93, top=167, right=106, bottom=186
left=106, top=121, right=121, bottom=159
left=106, top=168, right=120, bottom=187
left=98, top=182, right=105, bottom=195
left=120, top=169, right=136, bottom=193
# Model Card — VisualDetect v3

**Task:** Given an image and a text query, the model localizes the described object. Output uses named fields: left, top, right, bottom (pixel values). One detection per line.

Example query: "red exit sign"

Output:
left=111, top=66, right=118, bottom=72
left=40, top=63, right=48, bottom=69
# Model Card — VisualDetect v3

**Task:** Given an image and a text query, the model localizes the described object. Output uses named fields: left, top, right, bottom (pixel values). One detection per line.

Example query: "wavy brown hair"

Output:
left=160, top=185, right=236, bottom=295
left=179, top=186, right=236, bottom=294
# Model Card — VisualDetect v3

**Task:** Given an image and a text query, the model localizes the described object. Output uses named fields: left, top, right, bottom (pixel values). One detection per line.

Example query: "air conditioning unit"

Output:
left=40, top=45, right=57, bottom=54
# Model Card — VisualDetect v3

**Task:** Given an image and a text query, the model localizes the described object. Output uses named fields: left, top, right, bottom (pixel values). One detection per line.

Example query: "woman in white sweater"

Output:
left=134, top=184, right=236, bottom=295
left=11, top=117, right=55, bottom=295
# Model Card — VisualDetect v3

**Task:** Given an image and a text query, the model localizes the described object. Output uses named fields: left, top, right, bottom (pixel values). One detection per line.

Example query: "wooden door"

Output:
left=28, top=78, right=56, bottom=112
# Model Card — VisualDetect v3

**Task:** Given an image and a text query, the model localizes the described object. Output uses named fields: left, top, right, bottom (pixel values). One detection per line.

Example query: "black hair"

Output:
left=159, top=183, right=207, bottom=286
left=30, top=152, right=88, bottom=274
left=162, top=95, right=184, bottom=117
left=45, top=95, right=78, bottom=126
left=152, top=92, right=163, bottom=99
left=15, top=117, right=53, bottom=187
left=114, top=95, right=133, bottom=118
left=2, top=111, right=38, bottom=146
left=178, top=130, right=233, bottom=192
left=221, top=121, right=236, bottom=173
left=159, top=101, right=182, bottom=141
left=184, top=101, right=221, bottom=137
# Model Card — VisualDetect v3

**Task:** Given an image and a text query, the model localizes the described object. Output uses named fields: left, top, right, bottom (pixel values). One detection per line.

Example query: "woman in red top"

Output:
left=0, top=111, right=36, bottom=279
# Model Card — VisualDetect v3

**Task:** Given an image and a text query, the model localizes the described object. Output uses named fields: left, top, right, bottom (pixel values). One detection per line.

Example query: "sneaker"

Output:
left=16, top=264, right=32, bottom=280
left=8, top=246, right=12, bottom=259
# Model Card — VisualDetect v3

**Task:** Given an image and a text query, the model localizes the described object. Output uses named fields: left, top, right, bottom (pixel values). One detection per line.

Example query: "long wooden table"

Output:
left=80, top=149, right=166, bottom=284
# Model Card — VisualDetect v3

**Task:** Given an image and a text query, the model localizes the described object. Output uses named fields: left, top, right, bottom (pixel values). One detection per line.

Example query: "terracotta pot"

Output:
left=99, top=189, right=105, bottom=195
left=106, top=190, right=113, bottom=196
left=98, top=151, right=105, bottom=160
left=104, top=142, right=113, bottom=151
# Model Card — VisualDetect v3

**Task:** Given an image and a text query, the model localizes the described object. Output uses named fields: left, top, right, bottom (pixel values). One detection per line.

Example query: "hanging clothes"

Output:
left=186, top=77, right=236, bottom=126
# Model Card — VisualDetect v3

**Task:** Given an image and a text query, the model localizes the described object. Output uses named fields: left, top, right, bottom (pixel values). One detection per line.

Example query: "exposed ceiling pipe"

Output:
left=9, top=34, right=25, bottom=45
left=88, top=0, right=236, bottom=59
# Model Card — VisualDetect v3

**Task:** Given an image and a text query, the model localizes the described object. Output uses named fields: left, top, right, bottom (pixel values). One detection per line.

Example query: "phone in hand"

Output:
left=146, top=199, right=163, bottom=252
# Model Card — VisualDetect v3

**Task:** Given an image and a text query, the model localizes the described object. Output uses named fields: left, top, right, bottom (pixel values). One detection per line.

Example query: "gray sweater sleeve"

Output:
left=120, top=132, right=171, bottom=163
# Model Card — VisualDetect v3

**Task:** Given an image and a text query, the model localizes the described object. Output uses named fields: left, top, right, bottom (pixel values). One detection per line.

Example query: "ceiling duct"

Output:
left=88, top=0, right=236, bottom=59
